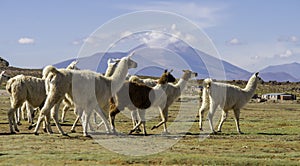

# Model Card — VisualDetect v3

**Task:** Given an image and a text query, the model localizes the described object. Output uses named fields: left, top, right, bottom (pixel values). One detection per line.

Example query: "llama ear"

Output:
left=255, top=72, right=259, bottom=77
left=112, top=58, right=121, bottom=63
left=164, top=69, right=168, bottom=73
left=128, top=51, right=135, bottom=58
left=107, top=58, right=112, bottom=64
left=169, top=69, right=173, bottom=73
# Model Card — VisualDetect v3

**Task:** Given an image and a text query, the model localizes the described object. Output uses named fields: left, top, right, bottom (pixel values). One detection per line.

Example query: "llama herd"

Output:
left=1, top=52, right=262, bottom=137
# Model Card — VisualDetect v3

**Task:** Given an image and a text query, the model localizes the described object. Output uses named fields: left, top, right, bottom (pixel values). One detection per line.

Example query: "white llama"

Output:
left=199, top=72, right=261, bottom=134
left=150, top=70, right=198, bottom=133
left=34, top=53, right=137, bottom=136
left=68, top=58, right=120, bottom=132
left=0, top=71, right=10, bottom=85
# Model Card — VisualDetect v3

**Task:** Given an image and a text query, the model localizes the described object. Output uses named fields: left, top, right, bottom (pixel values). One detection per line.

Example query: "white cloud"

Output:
left=290, top=36, right=298, bottom=43
left=120, top=31, right=133, bottom=38
left=279, top=49, right=293, bottom=58
left=18, top=37, right=35, bottom=44
left=278, top=35, right=299, bottom=43
left=227, top=38, right=242, bottom=45
left=119, top=1, right=226, bottom=28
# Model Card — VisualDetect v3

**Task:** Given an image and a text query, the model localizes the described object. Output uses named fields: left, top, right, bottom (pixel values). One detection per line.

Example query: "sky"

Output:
left=1, top=0, right=300, bottom=72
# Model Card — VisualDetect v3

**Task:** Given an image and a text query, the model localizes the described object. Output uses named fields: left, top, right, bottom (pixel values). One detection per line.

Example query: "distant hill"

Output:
left=54, top=42, right=250, bottom=80
left=260, top=62, right=300, bottom=82
left=0, top=57, right=42, bottom=78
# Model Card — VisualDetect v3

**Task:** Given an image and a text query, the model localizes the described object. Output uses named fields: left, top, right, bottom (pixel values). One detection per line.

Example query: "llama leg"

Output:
left=22, top=102, right=28, bottom=121
left=16, top=108, right=21, bottom=125
left=26, top=103, right=34, bottom=124
left=109, top=107, right=120, bottom=134
left=217, top=110, right=228, bottom=132
left=199, top=104, right=208, bottom=131
left=71, top=108, right=82, bottom=133
left=151, top=107, right=169, bottom=134
left=61, top=105, right=70, bottom=123
left=139, top=109, right=147, bottom=136
left=93, top=112, right=97, bottom=124
left=51, top=104, right=67, bottom=136
left=162, top=108, right=169, bottom=134
left=233, top=109, right=243, bottom=134
left=82, top=111, right=91, bottom=137
left=129, top=109, right=147, bottom=135
left=94, top=108, right=111, bottom=134
left=44, top=113, right=52, bottom=134
left=131, top=109, right=141, bottom=133
left=207, top=103, right=218, bottom=134
left=33, top=102, right=55, bottom=135
left=8, top=108, right=18, bottom=133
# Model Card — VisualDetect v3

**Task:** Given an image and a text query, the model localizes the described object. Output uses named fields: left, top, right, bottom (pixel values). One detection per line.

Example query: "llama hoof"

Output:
left=17, top=122, right=22, bottom=126
left=238, top=131, right=244, bottom=134
left=217, top=130, right=222, bottom=133
left=28, top=125, right=33, bottom=130
left=135, top=128, right=142, bottom=133
left=199, top=127, right=203, bottom=131
left=34, top=132, right=39, bottom=136
left=10, top=131, right=16, bottom=134
left=211, top=131, right=218, bottom=135
left=15, top=128, right=20, bottom=132
left=151, top=126, right=157, bottom=130
left=62, top=133, right=69, bottom=136
left=83, top=134, right=92, bottom=138
left=128, top=130, right=134, bottom=135
left=43, top=128, right=47, bottom=133
left=70, top=130, right=76, bottom=133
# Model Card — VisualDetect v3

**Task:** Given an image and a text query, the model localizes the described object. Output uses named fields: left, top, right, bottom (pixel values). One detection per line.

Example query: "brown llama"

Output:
left=109, top=70, right=176, bottom=135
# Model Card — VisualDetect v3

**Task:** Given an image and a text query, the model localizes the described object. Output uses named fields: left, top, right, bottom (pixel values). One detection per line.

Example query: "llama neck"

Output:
left=105, top=64, right=117, bottom=77
left=175, top=78, right=188, bottom=92
left=110, top=59, right=128, bottom=95
left=242, top=76, right=258, bottom=97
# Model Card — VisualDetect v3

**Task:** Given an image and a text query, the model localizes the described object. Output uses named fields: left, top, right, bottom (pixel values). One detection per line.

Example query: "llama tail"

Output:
left=6, top=78, right=15, bottom=94
left=42, top=65, right=58, bottom=80
left=201, top=78, right=212, bottom=107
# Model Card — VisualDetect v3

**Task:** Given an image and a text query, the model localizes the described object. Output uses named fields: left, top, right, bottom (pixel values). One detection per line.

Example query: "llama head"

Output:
left=182, top=70, right=198, bottom=81
left=254, top=72, right=264, bottom=84
left=0, top=71, right=10, bottom=84
left=123, top=52, right=138, bottom=69
left=66, top=60, right=79, bottom=70
left=158, top=69, right=176, bottom=84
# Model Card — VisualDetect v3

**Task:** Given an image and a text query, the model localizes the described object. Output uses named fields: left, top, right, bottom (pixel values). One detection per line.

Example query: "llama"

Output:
left=109, top=70, right=176, bottom=135
left=0, top=71, right=10, bottom=85
left=68, top=58, right=120, bottom=132
left=127, top=70, right=174, bottom=133
left=6, top=75, right=47, bottom=133
left=199, top=72, right=261, bottom=134
left=33, top=53, right=137, bottom=136
left=6, top=61, right=79, bottom=134
left=150, top=70, right=198, bottom=133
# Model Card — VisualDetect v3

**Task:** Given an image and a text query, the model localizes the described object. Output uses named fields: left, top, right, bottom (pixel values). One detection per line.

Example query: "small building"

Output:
left=261, top=93, right=296, bottom=101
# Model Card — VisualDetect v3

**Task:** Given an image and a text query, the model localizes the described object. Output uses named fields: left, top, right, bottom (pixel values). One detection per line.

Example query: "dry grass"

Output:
left=0, top=89, right=300, bottom=165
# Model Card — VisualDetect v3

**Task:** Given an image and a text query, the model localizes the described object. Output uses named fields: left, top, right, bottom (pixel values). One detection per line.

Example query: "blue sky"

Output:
left=1, top=0, right=300, bottom=72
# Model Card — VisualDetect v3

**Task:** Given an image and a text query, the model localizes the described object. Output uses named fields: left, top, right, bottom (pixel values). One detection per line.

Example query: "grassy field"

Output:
left=0, top=91, right=300, bottom=165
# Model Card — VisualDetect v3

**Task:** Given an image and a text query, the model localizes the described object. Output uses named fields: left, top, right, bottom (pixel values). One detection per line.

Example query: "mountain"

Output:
left=260, top=62, right=300, bottom=82
left=53, top=44, right=250, bottom=80
left=259, top=72, right=298, bottom=82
